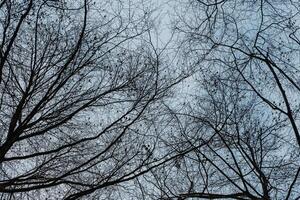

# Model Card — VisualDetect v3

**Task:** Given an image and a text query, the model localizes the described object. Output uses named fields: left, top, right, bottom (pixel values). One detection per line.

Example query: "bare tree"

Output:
left=0, top=0, right=185, bottom=199
left=2, top=0, right=299, bottom=199
left=141, top=0, right=300, bottom=199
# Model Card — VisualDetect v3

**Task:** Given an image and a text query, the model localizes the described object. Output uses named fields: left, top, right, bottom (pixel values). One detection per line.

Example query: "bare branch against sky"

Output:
left=0, top=0, right=299, bottom=199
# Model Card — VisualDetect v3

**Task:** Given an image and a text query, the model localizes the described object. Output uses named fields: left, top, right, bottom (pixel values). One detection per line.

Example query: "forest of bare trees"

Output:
left=0, top=0, right=299, bottom=199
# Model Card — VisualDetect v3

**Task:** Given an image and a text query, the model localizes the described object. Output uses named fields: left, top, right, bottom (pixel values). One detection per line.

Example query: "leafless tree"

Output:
left=0, top=0, right=186, bottom=199
left=141, top=0, right=300, bottom=199
left=2, top=0, right=300, bottom=199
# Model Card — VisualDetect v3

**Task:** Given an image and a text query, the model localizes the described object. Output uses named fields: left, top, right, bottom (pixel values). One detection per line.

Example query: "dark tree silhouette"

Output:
left=1, top=0, right=300, bottom=199
left=0, top=0, right=185, bottom=199
left=142, top=0, right=300, bottom=199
